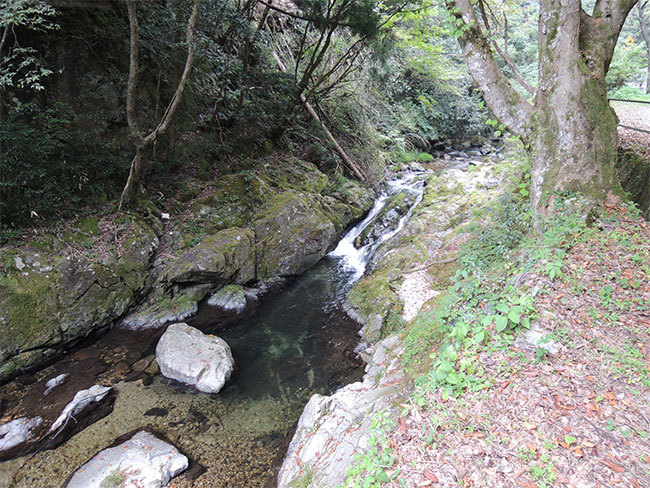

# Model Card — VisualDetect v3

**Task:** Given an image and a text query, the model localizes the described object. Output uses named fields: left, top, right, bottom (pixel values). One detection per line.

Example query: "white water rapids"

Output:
left=330, top=172, right=426, bottom=279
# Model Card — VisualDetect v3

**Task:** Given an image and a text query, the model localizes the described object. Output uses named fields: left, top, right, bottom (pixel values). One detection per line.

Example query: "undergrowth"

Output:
left=340, top=147, right=648, bottom=486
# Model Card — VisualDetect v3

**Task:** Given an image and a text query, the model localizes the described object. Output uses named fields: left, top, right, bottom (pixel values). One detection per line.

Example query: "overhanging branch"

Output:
left=447, top=0, right=533, bottom=138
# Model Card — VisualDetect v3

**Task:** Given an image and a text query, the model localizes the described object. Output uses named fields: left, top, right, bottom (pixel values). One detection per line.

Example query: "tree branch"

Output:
left=477, top=0, right=535, bottom=96
left=447, top=0, right=533, bottom=138
left=144, top=0, right=201, bottom=144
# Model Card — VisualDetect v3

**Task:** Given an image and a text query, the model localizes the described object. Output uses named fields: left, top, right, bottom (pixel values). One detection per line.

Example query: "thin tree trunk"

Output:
left=119, top=0, right=201, bottom=211
left=638, top=4, right=650, bottom=94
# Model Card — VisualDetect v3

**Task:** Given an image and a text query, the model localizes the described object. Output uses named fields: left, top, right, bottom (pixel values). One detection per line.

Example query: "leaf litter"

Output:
left=384, top=205, right=650, bottom=487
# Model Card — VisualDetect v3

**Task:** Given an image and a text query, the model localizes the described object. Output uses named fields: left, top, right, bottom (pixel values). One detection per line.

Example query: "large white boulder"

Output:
left=155, top=323, right=234, bottom=394
left=66, top=431, right=188, bottom=488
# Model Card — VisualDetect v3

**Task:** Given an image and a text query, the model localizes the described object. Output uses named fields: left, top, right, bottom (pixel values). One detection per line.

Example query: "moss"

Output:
left=0, top=272, right=61, bottom=354
left=616, top=149, right=650, bottom=218
left=76, top=217, right=100, bottom=235
left=348, top=270, right=403, bottom=324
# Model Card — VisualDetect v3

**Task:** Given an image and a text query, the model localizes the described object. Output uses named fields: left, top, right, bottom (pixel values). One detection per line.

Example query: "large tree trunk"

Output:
left=448, top=0, right=637, bottom=220
left=529, top=0, right=622, bottom=215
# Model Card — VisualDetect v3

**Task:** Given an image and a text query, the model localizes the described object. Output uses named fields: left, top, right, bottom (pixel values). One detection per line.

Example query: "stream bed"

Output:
left=0, top=173, right=427, bottom=488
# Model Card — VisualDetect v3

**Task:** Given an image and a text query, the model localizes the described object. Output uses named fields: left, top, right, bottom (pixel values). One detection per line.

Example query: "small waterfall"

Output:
left=330, top=172, right=426, bottom=279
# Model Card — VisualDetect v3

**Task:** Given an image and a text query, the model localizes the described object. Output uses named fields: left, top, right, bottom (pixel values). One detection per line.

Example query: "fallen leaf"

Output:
left=398, top=417, right=407, bottom=434
left=423, top=469, right=439, bottom=482
left=600, top=459, right=625, bottom=473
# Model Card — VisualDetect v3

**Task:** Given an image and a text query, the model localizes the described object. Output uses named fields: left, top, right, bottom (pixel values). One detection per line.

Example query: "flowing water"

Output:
left=0, top=173, right=426, bottom=488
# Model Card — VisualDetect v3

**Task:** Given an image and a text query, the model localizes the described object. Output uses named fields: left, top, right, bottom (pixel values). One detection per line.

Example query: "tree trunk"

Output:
left=448, top=0, right=635, bottom=220
left=529, top=83, right=620, bottom=216
left=529, top=0, right=622, bottom=216
left=119, top=146, right=148, bottom=208
left=118, top=0, right=201, bottom=211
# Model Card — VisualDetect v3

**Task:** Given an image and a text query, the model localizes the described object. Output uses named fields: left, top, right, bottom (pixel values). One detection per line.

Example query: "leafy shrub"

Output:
left=0, top=102, right=127, bottom=230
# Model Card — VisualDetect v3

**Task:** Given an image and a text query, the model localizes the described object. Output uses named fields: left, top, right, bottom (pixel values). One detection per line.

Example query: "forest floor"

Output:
left=373, top=196, right=650, bottom=486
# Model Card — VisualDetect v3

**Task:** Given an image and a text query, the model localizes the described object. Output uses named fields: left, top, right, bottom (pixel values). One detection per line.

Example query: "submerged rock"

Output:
left=278, top=336, right=404, bottom=488
left=156, top=323, right=234, bottom=394
left=66, top=431, right=188, bottom=488
left=50, top=384, right=112, bottom=432
left=0, top=417, right=42, bottom=453
left=44, top=373, right=69, bottom=396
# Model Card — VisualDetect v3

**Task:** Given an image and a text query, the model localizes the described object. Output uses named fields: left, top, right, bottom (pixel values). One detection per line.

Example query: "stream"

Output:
left=0, top=172, right=426, bottom=488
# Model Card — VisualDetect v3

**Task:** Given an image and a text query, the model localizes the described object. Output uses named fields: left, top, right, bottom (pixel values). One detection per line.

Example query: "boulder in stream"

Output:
left=66, top=431, right=188, bottom=488
left=155, top=323, right=234, bottom=394
left=253, top=190, right=337, bottom=278
left=354, top=190, right=418, bottom=249
left=0, top=417, right=42, bottom=453
left=50, top=384, right=112, bottom=432
left=278, top=336, right=405, bottom=488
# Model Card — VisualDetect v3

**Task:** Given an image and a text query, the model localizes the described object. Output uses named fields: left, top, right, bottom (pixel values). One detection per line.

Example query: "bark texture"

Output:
left=448, top=0, right=638, bottom=217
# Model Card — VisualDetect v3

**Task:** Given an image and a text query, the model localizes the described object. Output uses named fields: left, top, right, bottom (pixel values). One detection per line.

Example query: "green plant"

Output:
left=529, top=453, right=557, bottom=488
left=343, top=411, right=398, bottom=488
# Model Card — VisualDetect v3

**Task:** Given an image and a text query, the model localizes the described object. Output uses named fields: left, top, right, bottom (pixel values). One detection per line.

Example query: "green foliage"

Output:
left=609, top=85, right=650, bottom=101
left=607, top=42, right=647, bottom=91
left=0, top=102, right=127, bottom=230
left=0, top=0, right=59, bottom=91
left=342, top=411, right=398, bottom=488
left=405, top=185, right=595, bottom=404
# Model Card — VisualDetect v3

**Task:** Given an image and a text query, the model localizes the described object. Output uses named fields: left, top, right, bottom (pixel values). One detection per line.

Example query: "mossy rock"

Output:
left=355, top=190, right=417, bottom=248
left=0, top=215, right=158, bottom=382
left=188, top=172, right=275, bottom=234
left=75, top=217, right=100, bottom=236
left=347, top=269, right=403, bottom=327
left=165, top=227, right=255, bottom=284
left=257, top=158, right=329, bottom=194
left=329, top=179, right=375, bottom=218
left=254, top=190, right=337, bottom=278
left=617, top=149, right=650, bottom=219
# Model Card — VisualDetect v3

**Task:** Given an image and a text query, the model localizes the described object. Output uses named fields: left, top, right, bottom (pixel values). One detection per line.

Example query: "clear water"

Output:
left=0, top=173, right=427, bottom=488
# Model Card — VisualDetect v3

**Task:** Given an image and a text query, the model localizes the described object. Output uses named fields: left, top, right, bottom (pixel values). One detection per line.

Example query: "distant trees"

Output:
left=638, top=2, right=650, bottom=93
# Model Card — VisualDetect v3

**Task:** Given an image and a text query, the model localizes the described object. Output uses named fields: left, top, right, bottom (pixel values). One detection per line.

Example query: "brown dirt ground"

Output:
left=385, top=208, right=650, bottom=487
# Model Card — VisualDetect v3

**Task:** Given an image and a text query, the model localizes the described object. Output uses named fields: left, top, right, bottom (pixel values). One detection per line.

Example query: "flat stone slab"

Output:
left=66, top=431, right=188, bottom=488
left=156, top=323, right=234, bottom=394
